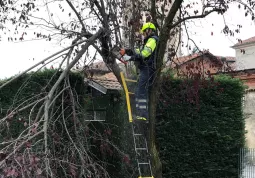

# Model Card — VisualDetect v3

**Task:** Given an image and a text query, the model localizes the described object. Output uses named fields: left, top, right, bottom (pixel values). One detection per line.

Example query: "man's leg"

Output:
left=134, top=67, right=151, bottom=158
left=136, top=67, right=149, bottom=119
left=135, top=87, right=139, bottom=117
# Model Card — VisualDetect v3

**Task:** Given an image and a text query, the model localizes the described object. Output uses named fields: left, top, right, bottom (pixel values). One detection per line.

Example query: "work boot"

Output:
left=135, top=116, right=147, bottom=121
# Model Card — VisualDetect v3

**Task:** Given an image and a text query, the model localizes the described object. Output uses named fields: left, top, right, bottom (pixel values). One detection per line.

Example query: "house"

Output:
left=227, top=36, right=255, bottom=89
left=228, top=36, right=255, bottom=149
left=84, top=61, right=122, bottom=94
left=80, top=61, right=122, bottom=121
left=226, top=36, right=255, bottom=89
left=231, top=36, right=255, bottom=70
left=166, top=51, right=235, bottom=78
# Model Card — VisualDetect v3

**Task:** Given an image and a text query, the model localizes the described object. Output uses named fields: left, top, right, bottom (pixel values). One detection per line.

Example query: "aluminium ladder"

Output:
left=120, top=72, right=154, bottom=178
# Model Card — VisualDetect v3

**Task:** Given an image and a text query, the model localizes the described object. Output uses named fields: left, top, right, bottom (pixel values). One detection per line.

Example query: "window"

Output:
left=86, top=109, right=106, bottom=121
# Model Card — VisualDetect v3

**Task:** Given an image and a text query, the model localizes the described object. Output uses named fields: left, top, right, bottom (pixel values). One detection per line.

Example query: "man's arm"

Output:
left=131, top=37, right=157, bottom=61
left=121, top=37, right=157, bottom=62
left=124, top=49, right=135, bottom=56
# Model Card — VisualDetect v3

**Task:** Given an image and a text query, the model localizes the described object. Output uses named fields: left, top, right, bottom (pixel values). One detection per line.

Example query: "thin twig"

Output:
left=0, top=38, right=90, bottom=90
left=0, top=130, right=43, bottom=167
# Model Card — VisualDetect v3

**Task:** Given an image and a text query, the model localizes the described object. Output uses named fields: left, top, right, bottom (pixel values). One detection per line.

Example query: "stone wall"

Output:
left=244, top=91, right=255, bottom=148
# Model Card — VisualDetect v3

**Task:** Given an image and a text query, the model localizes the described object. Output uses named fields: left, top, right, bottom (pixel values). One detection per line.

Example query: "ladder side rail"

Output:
left=120, top=72, right=133, bottom=122
left=138, top=136, right=153, bottom=177
left=120, top=72, right=154, bottom=178
left=132, top=124, right=143, bottom=177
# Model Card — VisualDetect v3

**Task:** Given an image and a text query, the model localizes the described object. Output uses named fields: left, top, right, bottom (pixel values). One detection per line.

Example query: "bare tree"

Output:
left=127, top=1, right=255, bottom=177
left=0, top=0, right=124, bottom=177
left=0, top=0, right=255, bottom=177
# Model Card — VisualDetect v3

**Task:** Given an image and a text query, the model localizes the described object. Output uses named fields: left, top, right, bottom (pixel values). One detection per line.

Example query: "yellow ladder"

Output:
left=120, top=72, right=154, bottom=178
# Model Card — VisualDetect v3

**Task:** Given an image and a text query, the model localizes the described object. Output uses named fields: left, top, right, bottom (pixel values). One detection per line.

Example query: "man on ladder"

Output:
left=121, top=22, right=159, bottom=142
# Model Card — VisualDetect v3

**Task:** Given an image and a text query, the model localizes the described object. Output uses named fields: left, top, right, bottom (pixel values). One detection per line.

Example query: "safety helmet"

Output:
left=140, top=22, right=156, bottom=33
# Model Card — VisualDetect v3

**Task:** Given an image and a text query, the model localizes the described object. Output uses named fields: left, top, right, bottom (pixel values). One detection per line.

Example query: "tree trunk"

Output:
left=149, top=80, right=162, bottom=178
left=148, top=1, right=184, bottom=177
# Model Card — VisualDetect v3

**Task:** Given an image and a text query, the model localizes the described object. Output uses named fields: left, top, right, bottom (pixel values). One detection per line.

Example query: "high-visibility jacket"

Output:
left=133, top=35, right=159, bottom=69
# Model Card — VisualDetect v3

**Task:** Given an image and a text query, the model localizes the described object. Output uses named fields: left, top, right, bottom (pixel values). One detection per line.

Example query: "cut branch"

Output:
left=0, top=130, right=44, bottom=167
left=43, top=28, right=105, bottom=158
left=0, top=38, right=92, bottom=90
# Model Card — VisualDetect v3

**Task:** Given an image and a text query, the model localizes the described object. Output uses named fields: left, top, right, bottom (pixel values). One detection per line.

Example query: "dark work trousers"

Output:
left=135, top=64, right=155, bottom=144
left=135, top=64, right=155, bottom=119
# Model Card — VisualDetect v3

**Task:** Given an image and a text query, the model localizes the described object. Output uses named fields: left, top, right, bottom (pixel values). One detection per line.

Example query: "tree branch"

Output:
left=66, top=0, right=89, bottom=36
left=233, top=0, right=255, bottom=16
left=150, top=0, right=158, bottom=27
left=164, top=0, right=184, bottom=29
left=0, top=97, right=46, bottom=125
left=43, top=27, right=105, bottom=150
left=171, top=9, right=222, bottom=29
left=0, top=130, right=44, bottom=167
left=0, top=38, right=92, bottom=90
left=42, top=28, right=104, bottom=176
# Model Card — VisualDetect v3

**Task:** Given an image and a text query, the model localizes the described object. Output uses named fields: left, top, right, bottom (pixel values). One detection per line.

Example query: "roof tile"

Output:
left=88, top=61, right=110, bottom=72
left=232, top=36, right=255, bottom=47
left=89, top=72, right=122, bottom=90
left=167, top=51, right=235, bottom=68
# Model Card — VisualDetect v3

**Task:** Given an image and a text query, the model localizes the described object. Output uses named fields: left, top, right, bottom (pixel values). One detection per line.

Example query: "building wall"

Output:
left=233, top=73, right=255, bottom=88
left=235, top=44, right=255, bottom=70
left=244, top=91, right=255, bottom=148
left=177, top=56, right=222, bottom=77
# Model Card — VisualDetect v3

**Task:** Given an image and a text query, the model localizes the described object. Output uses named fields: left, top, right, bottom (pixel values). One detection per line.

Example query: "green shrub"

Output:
left=156, top=75, right=245, bottom=178
left=0, top=69, right=127, bottom=177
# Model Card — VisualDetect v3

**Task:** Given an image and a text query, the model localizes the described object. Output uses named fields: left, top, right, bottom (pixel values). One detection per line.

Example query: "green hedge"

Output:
left=0, top=70, right=85, bottom=141
left=1, top=70, right=245, bottom=177
left=0, top=69, right=128, bottom=177
left=156, top=75, right=245, bottom=178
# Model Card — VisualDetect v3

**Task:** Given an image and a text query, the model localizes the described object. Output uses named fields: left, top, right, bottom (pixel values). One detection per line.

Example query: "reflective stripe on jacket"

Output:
left=135, top=35, right=159, bottom=69
left=135, top=37, right=157, bottom=59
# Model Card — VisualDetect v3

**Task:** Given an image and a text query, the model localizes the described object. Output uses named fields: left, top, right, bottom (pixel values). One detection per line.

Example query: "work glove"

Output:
left=122, top=55, right=132, bottom=61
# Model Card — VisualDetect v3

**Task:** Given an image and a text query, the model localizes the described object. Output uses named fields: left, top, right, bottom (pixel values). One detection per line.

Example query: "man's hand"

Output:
left=122, top=55, right=131, bottom=61
left=120, top=48, right=125, bottom=56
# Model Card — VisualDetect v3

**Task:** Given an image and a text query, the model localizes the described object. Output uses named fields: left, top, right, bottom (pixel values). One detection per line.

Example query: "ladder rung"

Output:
left=134, top=134, right=143, bottom=136
left=128, top=92, right=135, bottom=95
left=125, top=79, right=137, bottom=83
left=138, top=177, right=154, bottom=178
left=136, top=148, right=147, bottom=150
left=138, top=162, right=150, bottom=165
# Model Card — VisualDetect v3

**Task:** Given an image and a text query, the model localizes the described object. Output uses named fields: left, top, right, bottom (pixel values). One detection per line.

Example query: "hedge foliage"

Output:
left=0, top=69, right=128, bottom=177
left=156, top=75, right=246, bottom=178
left=0, top=70, right=85, bottom=142
left=0, top=70, right=246, bottom=178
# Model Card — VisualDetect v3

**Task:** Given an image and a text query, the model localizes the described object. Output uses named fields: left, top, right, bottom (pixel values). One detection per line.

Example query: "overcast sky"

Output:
left=186, top=4, right=255, bottom=56
left=0, top=2, right=255, bottom=79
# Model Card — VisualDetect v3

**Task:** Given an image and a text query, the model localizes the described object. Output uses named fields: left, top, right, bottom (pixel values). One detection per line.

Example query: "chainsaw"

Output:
left=110, top=46, right=127, bottom=64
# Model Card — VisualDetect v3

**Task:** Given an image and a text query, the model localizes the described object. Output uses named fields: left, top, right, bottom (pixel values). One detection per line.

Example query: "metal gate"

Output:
left=239, top=148, right=255, bottom=178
